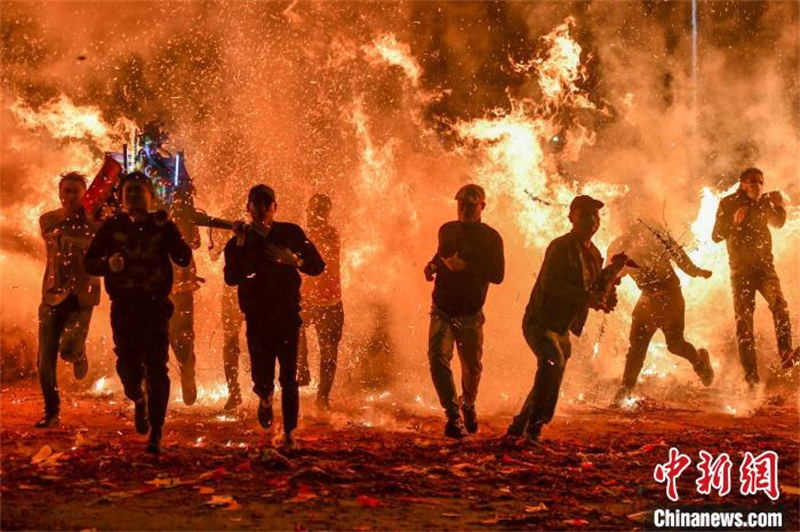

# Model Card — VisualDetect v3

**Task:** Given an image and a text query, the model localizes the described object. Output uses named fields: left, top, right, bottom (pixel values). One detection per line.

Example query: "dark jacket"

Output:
left=712, top=189, right=786, bottom=275
left=523, top=232, right=602, bottom=336
left=430, top=220, right=505, bottom=317
left=224, top=222, right=325, bottom=324
left=85, top=212, right=192, bottom=301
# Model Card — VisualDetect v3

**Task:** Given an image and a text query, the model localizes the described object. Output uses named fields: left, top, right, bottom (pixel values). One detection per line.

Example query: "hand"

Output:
left=424, top=261, right=437, bottom=282
left=108, top=252, right=125, bottom=273
left=265, top=243, right=299, bottom=267
left=232, top=221, right=246, bottom=246
left=441, top=252, right=467, bottom=272
left=696, top=268, right=713, bottom=279
left=768, top=191, right=785, bottom=209
left=733, top=206, right=749, bottom=227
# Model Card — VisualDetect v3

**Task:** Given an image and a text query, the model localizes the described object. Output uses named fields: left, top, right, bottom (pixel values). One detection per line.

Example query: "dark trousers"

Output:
left=512, top=325, right=571, bottom=430
left=298, top=301, right=344, bottom=399
left=427, top=306, right=484, bottom=419
left=222, top=286, right=244, bottom=395
left=245, top=316, right=300, bottom=434
left=111, top=298, right=173, bottom=432
left=168, top=292, right=195, bottom=377
left=622, top=286, right=700, bottom=388
left=732, top=266, right=792, bottom=383
left=37, top=295, right=93, bottom=416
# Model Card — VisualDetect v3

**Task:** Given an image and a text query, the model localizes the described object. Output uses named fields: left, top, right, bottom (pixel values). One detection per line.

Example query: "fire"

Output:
left=363, top=34, right=422, bottom=88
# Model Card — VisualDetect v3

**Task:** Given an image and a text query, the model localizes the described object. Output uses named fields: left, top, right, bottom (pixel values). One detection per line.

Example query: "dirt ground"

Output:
left=1, top=378, right=798, bottom=531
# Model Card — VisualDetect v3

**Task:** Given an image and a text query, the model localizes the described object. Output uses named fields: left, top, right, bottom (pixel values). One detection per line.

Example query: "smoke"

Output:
left=1, top=1, right=797, bottom=419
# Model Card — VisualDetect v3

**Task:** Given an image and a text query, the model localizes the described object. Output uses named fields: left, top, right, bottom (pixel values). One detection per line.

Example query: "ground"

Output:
left=1, top=379, right=798, bottom=531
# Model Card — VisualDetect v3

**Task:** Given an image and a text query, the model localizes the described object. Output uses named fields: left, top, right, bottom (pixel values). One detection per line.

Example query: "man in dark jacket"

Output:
left=224, top=185, right=325, bottom=450
left=36, top=172, right=101, bottom=428
left=508, top=195, right=617, bottom=441
left=424, top=184, right=504, bottom=439
left=85, top=172, right=192, bottom=453
left=712, top=167, right=798, bottom=385
left=609, top=220, right=715, bottom=405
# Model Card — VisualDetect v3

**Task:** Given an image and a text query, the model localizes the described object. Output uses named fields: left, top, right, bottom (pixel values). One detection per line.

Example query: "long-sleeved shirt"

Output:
left=224, top=221, right=325, bottom=323
left=523, top=232, right=602, bottom=336
left=301, top=222, right=342, bottom=307
left=84, top=212, right=192, bottom=301
left=40, top=207, right=101, bottom=308
left=712, top=189, right=786, bottom=275
left=608, top=222, right=703, bottom=293
left=430, top=220, right=504, bottom=317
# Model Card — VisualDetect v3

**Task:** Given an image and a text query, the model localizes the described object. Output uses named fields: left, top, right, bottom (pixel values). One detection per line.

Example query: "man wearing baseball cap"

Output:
left=224, top=184, right=325, bottom=450
left=424, top=183, right=505, bottom=439
left=508, top=194, right=615, bottom=442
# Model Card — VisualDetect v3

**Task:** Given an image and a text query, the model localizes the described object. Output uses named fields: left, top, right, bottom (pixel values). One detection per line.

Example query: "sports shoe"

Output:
left=35, top=414, right=60, bottom=428
left=523, top=421, right=544, bottom=442
left=444, top=417, right=468, bottom=439
left=461, top=403, right=478, bottom=434
left=146, top=428, right=162, bottom=454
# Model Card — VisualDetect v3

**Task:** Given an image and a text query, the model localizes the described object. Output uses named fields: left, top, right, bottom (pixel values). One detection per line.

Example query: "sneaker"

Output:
left=444, top=417, right=468, bottom=439
left=780, top=347, right=800, bottom=370
left=613, top=385, right=633, bottom=407
left=180, top=369, right=197, bottom=406
left=523, top=421, right=544, bottom=442
left=461, top=403, right=478, bottom=434
left=34, top=414, right=60, bottom=428
left=280, top=433, right=296, bottom=452
left=257, top=397, right=273, bottom=429
left=134, top=399, right=150, bottom=435
left=694, top=348, right=715, bottom=386
left=146, top=428, right=162, bottom=454
left=506, top=416, right=526, bottom=438
left=73, top=357, right=89, bottom=380
left=223, top=390, right=242, bottom=411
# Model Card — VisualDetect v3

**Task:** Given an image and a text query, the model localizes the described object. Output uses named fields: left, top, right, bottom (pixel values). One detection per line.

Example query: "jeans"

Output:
left=427, top=305, right=485, bottom=419
left=37, top=295, right=93, bottom=416
left=731, top=265, right=792, bottom=383
left=512, top=324, right=571, bottom=431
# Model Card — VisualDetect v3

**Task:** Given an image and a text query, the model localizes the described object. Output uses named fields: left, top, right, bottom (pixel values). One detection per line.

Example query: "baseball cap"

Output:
left=569, top=195, right=604, bottom=213
left=247, top=184, right=276, bottom=205
left=455, top=184, right=486, bottom=204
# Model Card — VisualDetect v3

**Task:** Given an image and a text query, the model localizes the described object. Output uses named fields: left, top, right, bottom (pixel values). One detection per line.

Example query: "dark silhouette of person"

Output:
left=424, top=184, right=504, bottom=439
left=224, top=185, right=325, bottom=450
left=85, top=172, right=192, bottom=453
left=36, top=172, right=101, bottom=427
left=712, top=167, right=798, bottom=386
